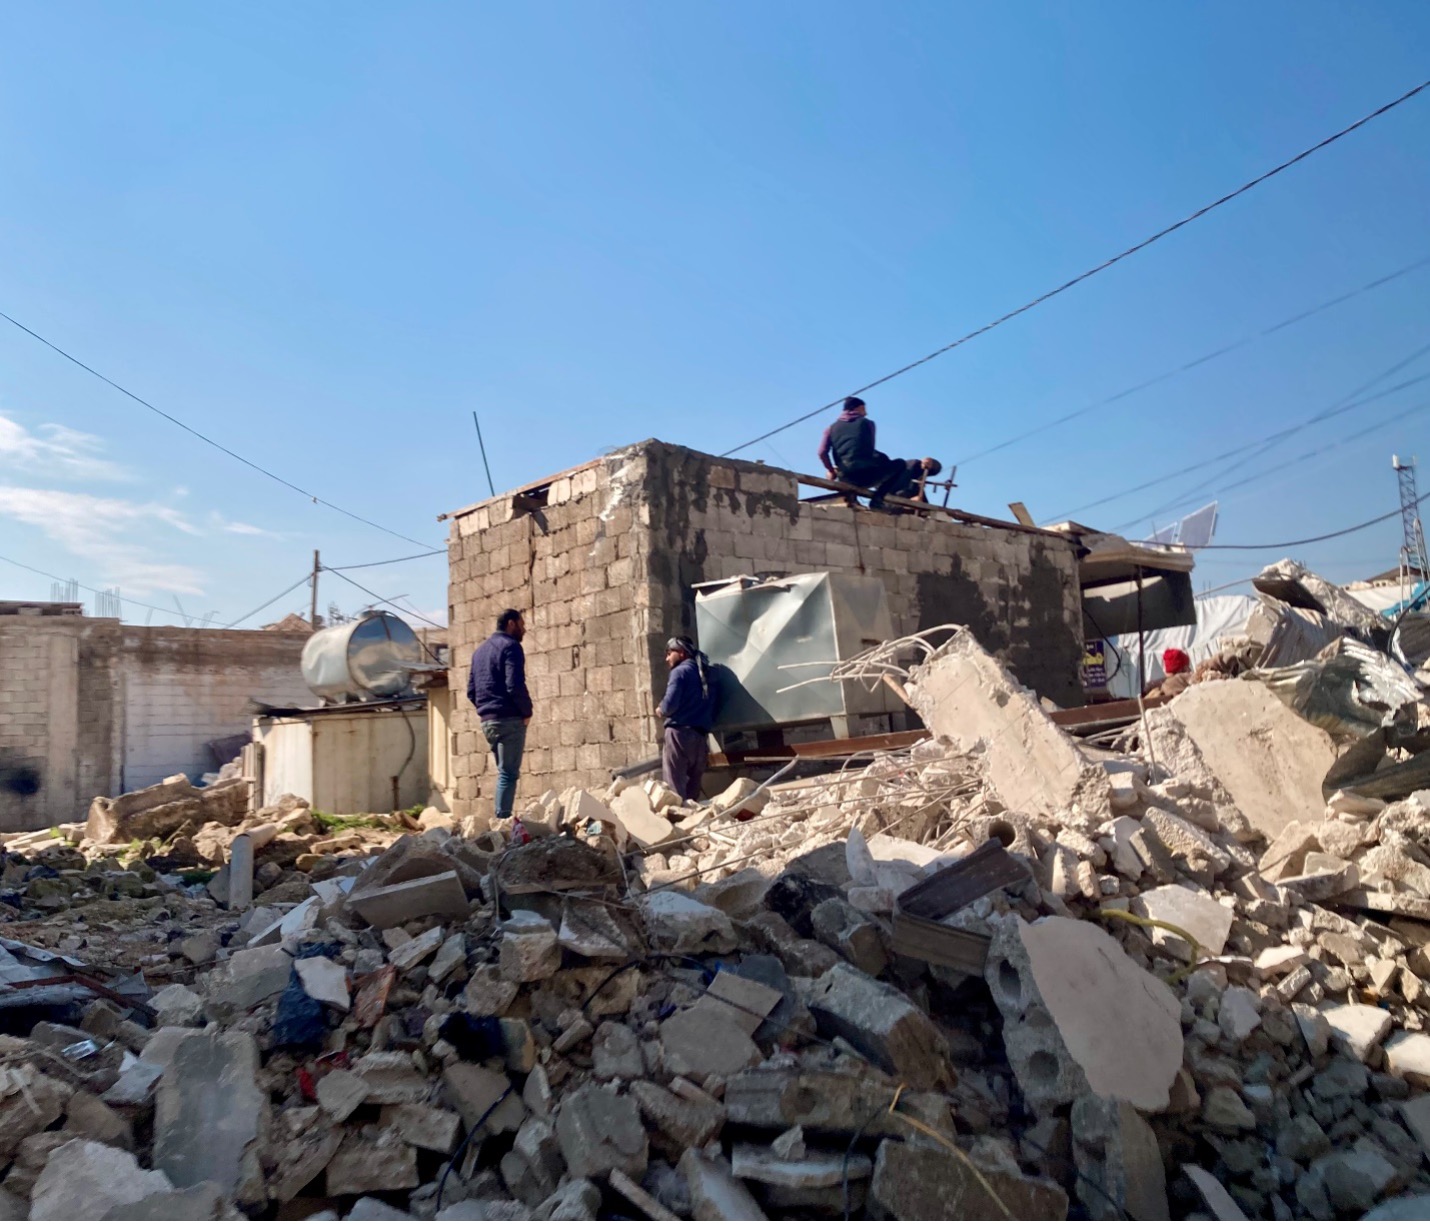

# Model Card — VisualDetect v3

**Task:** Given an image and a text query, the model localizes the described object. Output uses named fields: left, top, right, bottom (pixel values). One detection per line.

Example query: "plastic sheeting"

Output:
left=1105, top=594, right=1258, bottom=699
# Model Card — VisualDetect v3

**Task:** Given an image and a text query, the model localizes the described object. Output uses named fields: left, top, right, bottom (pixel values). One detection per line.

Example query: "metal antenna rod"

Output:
left=472, top=410, right=496, bottom=498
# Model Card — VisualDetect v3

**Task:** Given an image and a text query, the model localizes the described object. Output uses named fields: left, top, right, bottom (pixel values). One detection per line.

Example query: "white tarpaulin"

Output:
left=1106, top=594, right=1259, bottom=699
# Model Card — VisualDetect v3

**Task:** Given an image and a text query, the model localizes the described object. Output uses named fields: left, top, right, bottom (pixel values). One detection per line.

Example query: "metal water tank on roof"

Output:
left=301, top=611, right=423, bottom=703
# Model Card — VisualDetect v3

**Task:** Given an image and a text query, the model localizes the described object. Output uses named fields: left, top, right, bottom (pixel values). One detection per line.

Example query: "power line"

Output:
left=222, top=572, right=316, bottom=629
left=954, top=254, right=1430, bottom=466
left=324, top=549, right=446, bottom=571
left=1160, top=489, right=1430, bottom=551
left=1054, top=368, right=1430, bottom=523
left=0, top=550, right=222, bottom=623
left=1123, top=337, right=1430, bottom=527
left=323, top=565, right=446, bottom=629
left=0, top=310, right=436, bottom=550
left=720, top=77, right=1430, bottom=460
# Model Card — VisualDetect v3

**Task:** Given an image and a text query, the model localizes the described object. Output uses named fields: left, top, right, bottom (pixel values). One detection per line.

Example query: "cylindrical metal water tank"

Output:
left=301, top=611, right=424, bottom=703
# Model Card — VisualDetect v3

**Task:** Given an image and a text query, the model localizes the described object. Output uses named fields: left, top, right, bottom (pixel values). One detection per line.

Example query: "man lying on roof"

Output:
left=816, top=396, right=940, bottom=510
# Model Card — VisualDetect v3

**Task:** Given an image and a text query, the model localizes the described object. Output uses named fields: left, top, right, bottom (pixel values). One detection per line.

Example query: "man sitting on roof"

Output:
left=816, top=396, right=909, bottom=510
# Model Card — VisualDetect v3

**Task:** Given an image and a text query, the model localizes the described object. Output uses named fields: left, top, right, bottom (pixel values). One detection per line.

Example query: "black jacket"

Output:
left=467, top=631, right=533, bottom=720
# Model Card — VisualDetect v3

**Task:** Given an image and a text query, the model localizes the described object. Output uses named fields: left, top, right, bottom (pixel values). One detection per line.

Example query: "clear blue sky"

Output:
left=1, top=3, right=1427, bottom=627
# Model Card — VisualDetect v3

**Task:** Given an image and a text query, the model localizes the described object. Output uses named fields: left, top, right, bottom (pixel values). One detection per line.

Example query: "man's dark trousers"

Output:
left=662, top=727, right=708, bottom=802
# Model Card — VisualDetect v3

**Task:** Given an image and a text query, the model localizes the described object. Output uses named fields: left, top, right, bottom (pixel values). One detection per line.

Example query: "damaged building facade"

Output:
left=443, top=440, right=1086, bottom=815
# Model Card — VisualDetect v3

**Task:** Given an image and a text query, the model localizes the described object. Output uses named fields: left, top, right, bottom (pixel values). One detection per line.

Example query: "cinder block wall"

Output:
left=117, top=627, right=312, bottom=792
left=0, top=616, right=310, bottom=830
left=446, top=440, right=1084, bottom=817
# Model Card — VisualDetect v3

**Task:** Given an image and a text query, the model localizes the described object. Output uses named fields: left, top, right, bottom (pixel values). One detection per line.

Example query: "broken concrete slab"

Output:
left=380, top=1103, right=462, bottom=1153
left=659, top=1006, right=763, bottom=1081
left=687, top=968, right=783, bottom=1036
left=804, top=962, right=952, bottom=1091
left=1385, top=1031, right=1430, bottom=1087
left=296, top=955, right=350, bottom=1009
left=389, top=925, right=445, bottom=971
left=149, top=983, right=205, bottom=1028
left=611, top=787, right=674, bottom=848
left=592, top=1021, right=646, bottom=1081
left=347, top=870, right=471, bottom=929
left=1182, top=1164, right=1248, bottom=1221
left=442, top=1064, right=526, bottom=1135
left=499, top=911, right=562, bottom=981
left=1323, top=1003, right=1394, bottom=1062
left=1132, top=883, right=1235, bottom=958
left=317, top=1068, right=370, bottom=1121
left=65, top=1088, right=135, bottom=1151
left=636, top=890, right=738, bottom=954
left=429, top=933, right=467, bottom=984
left=1070, top=1094, right=1169, bottom=1220
left=326, top=1128, right=420, bottom=1196
left=630, top=1079, right=725, bottom=1152
left=730, top=1142, right=870, bottom=1188
left=558, top=897, right=636, bottom=961
left=987, top=915, right=1183, bottom=1112
left=204, top=944, right=293, bottom=1014
left=153, top=1031, right=267, bottom=1202
left=724, top=1067, right=952, bottom=1138
left=0, top=1070, right=71, bottom=1158
left=905, top=629, right=1110, bottom=820
left=268, top=1123, right=343, bottom=1203
left=554, top=1085, right=647, bottom=1179
left=678, top=1149, right=767, bottom=1221
left=1149, top=680, right=1336, bottom=840
left=30, top=1138, right=175, bottom=1220
left=353, top=1051, right=431, bottom=1104
left=871, top=1137, right=1068, bottom=1220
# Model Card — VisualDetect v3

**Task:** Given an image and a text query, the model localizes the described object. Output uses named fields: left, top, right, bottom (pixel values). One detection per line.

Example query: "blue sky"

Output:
left=1, top=3, right=1428, bottom=627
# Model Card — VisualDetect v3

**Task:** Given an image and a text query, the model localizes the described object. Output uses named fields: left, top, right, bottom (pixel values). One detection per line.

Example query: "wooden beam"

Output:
left=795, top=472, right=1069, bottom=539
left=712, top=728, right=929, bottom=767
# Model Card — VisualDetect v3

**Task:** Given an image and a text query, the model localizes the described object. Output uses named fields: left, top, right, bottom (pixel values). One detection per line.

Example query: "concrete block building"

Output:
left=443, top=440, right=1084, bottom=817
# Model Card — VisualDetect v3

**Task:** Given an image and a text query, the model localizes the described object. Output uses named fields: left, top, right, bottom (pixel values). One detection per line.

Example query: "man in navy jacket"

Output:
left=467, top=608, right=532, bottom=820
left=657, top=636, right=718, bottom=802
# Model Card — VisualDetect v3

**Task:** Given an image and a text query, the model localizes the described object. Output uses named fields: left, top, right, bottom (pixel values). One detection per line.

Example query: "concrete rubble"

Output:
left=8, top=626, right=1430, bottom=1219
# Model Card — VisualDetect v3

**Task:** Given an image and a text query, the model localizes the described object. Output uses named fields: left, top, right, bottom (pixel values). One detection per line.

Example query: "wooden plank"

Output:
left=1049, top=694, right=1169, bottom=728
left=794, top=472, right=1069, bottom=539
left=896, top=839, right=1028, bottom=920
left=712, top=729, right=929, bottom=767
left=1007, top=501, right=1035, bottom=527
left=888, top=913, right=991, bottom=976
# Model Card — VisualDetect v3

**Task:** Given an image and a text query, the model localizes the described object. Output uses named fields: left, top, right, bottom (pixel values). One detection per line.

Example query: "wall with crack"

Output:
left=445, top=440, right=1084, bottom=817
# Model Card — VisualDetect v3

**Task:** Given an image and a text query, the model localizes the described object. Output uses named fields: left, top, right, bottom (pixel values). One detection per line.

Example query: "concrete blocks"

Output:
left=986, top=915, right=1183, bottom=1113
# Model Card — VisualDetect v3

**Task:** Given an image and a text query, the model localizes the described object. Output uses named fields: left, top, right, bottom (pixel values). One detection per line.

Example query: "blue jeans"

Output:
left=481, top=718, right=527, bottom=819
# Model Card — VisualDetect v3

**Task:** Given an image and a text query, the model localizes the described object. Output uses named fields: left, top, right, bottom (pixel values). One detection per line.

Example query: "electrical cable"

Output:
left=323, top=549, right=446, bottom=571
left=0, top=549, right=225, bottom=623
left=222, top=572, right=317, bottom=629
left=1145, top=488, right=1430, bottom=550
left=322, top=564, right=446, bottom=628
left=954, top=254, right=1430, bottom=466
left=0, top=309, right=437, bottom=550
left=434, top=1085, right=513, bottom=1213
left=1055, top=368, right=1430, bottom=524
left=720, top=77, right=1430, bottom=459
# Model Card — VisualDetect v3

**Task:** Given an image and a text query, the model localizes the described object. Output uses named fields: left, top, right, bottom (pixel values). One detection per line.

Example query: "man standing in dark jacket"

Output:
left=816, top=396, right=907, bottom=510
left=657, top=636, right=717, bottom=802
left=467, top=609, right=532, bottom=821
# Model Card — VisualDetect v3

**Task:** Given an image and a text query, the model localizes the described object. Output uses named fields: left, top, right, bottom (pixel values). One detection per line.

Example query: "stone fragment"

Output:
left=101, top=1180, right=232, bottom=1220
left=389, top=925, right=445, bottom=971
left=1131, top=884, right=1234, bottom=958
left=805, top=962, right=952, bottom=1091
left=1385, top=1031, right=1430, bottom=1087
left=326, top=1128, right=419, bottom=1196
left=430, top=933, right=467, bottom=984
left=535, top=1177, right=603, bottom=1220
left=691, top=969, right=784, bottom=1036
left=101, top=1059, right=164, bottom=1107
left=1277, top=1114, right=1332, bottom=1163
left=772, top=1126, right=806, bottom=1159
left=1218, top=986, right=1263, bottom=1042
left=317, top=1068, right=370, bottom=1121
left=1324, top=1003, right=1394, bottom=1062
left=1311, top=1147, right=1399, bottom=1215
left=593, top=1021, right=646, bottom=1080
left=65, top=1089, right=134, bottom=1151
left=296, top=955, right=350, bottom=1009
left=1399, top=1095, right=1430, bottom=1160
left=658, top=1006, right=762, bottom=1081
left=637, top=890, right=738, bottom=954
left=149, top=983, right=206, bottom=1028
left=0, top=1070, right=71, bottom=1159
left=347, top=870, right=470, bottom=929
left=1259, top=821, right=1322, bottom=881
left=1367, top=1195, right=1430, bottom=1220
left=346, top=1196, right=415, bottom=1220
left=1202, top=1086, right=1256, bottom=1133
left=464, top=964, right=520, bottom=1016
left=692, top=867, right=772, bottom=918
left=678, top=1149, right=767, bottom=1221
left=612, top=787, right=674, bottom=848
left=1108, top=816, right=1146, bottom=878
left=501, top=1116, right=565, bottom=1205
left=354, top=1051, right=430, bottom=1104
left=987, top=914, right=1182, bottom=1112
left=1183, top=1164, right=1248, bottom=1221
left=30, top=1139, right=174, bottom=1220
left=1071, top=1095, right=1168, bottom=1220
left=204, top=944, right=293, bottom=1014
left=809, top=897, right=888, bottom=976
left=380, top=1103, right=461, bottom=1153
left=1142, top=805, right=1231, bottom=875
left=153, top=1031, right=266, bottom=1201
left=871, top=1137, right=1068, bottom=1220
left=443, top=1064, right=526, bottom=1134
left=499, top=911, right=562, bottom=982
left=1254, top=945, right=1308, bottom=978
left=630, top=1079, right=725, bottom=1152
left=268, top=1123, right=343, bottom=1202
left=731, top=1142, right=870, bottom=1188
left=608, top=1169, right=676, bottom=1222
left=555, top=1086, right=647, bottom=1179
left=724, top=1067, right=952, bottom=1137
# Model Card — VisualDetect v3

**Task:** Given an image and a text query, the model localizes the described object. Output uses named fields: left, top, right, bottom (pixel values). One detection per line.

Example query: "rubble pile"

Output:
left=8, top=630, right=1430, bottom=1218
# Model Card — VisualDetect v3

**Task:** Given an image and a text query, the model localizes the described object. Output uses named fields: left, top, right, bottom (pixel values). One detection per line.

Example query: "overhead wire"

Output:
left=719, top=77, right=1430, bottom=459
left=0, top=309, right=437, bottom=550
left=0, top=550, right=224, bottom=623
left=954, top=253, right=1430, bottom=466
left=323, top=549, right=445, bottom=570
left=222, top=572, right=318, bottom=629
left=322, top=564, right=446, bottom=629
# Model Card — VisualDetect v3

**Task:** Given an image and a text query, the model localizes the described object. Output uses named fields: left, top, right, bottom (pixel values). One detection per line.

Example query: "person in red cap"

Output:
left=1145, top=647, right=1192, bottom=698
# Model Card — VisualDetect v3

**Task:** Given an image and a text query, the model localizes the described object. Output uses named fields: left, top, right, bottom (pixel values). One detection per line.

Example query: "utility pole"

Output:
left=310, top=550, right=320, bottom=630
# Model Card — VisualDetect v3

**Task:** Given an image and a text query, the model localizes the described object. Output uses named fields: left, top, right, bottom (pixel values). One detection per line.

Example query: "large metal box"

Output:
left=695, top=572, right=900, bottom=730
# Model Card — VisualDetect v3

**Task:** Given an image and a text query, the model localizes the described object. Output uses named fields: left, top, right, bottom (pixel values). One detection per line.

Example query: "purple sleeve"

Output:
left=817, top=424, right=833, bottom=468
